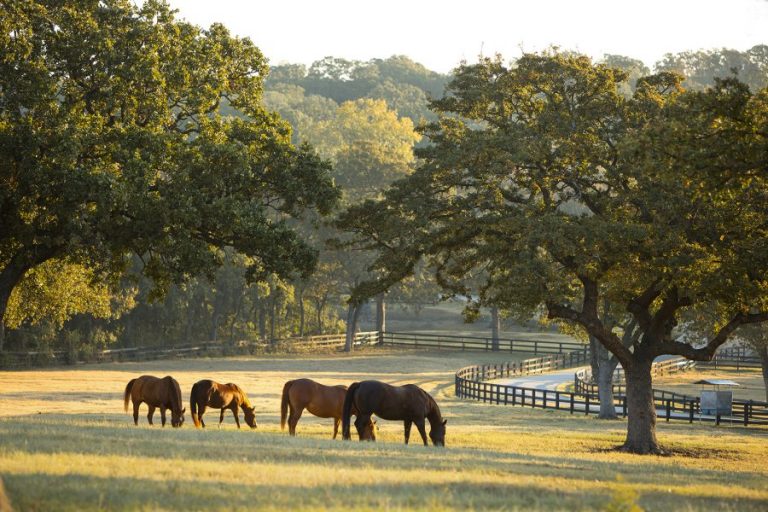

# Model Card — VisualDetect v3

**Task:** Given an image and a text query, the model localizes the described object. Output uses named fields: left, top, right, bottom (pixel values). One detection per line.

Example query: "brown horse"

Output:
left=342, top=380, right=447, bottom=446
left=124, top=375, right=185, bottom=427
left=190, top=379, right=257, bottom=429
left=280, top=378, right=375, bottom=439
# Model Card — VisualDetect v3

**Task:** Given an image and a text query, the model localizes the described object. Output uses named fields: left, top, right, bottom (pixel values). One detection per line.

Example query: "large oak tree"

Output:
left=0, top=0, right=339, bottom=349
left=339, top=53, right=768, bottom=454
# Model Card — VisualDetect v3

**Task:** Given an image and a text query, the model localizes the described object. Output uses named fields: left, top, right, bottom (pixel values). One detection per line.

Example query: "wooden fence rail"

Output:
left=455, top=352, right=768, bottom=427
left=381, top=331, right=587, bottom=356
left=0, top=331, right=379, bottom=369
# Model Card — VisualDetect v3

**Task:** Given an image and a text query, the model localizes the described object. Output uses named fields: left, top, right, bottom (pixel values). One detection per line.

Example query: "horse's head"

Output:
left=171, top=407, right=186, bottom=428
left=244, top=406, right=258, bottom=429
left=429, top=418, right=447, bottom=447
left=355, top=417, right=377, bottom=441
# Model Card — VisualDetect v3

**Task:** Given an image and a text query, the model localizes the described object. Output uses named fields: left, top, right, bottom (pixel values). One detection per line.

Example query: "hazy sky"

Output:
left=165, top=0, right=768, bottom=73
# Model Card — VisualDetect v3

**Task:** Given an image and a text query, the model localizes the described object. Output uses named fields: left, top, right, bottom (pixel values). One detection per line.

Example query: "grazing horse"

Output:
left=280, top=378, right=375, bottom=439
left=342, top=380, right=447, bottom=446
left=124, top=375, right=185, bottom=427
left=190, top=379, right=257, bottom=429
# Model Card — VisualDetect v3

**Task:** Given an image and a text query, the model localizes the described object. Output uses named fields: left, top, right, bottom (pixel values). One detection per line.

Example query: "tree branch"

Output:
left=656, top=311, right=768, bottom=360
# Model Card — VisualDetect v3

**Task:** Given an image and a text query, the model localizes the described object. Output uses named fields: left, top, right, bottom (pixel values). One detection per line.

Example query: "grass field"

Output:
left=0, top=347, right=767, bottom=511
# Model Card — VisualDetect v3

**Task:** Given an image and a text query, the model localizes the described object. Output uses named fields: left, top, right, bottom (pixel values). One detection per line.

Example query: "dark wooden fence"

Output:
left=455, top=352, right=768, bottom=427
left=381, top=331, right=587, bottom=356
left=0, top=331, right=379, bottom=369
left=573, top=357, right=697, bottom=397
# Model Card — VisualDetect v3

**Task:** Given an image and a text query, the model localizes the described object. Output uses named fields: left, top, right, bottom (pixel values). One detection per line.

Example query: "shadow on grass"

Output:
left=4, top=462, right=768, bottom=512
left=0, top=415, right=765, bottom=499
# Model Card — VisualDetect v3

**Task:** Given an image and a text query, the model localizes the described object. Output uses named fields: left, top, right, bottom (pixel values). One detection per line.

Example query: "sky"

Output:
left=165, top=0, right=768, bottom=73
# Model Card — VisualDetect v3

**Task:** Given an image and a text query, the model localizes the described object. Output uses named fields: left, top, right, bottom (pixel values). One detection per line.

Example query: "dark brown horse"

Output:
left=280, top=378, right=375, bottom=439
left=190, top=379, right=257, bottom=429
left=342, top=380, right=446, bottom=446
left=124, top=375, right=185, bottom=427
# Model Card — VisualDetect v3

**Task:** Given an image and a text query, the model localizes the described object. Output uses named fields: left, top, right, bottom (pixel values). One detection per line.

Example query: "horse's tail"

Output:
left=190, top=381, right=201, bottom=428
left=341, top=382, right=360, bottom=440
left=280, top=380, right=293, bottom=430
left=124, top=378, right=137, bottom=412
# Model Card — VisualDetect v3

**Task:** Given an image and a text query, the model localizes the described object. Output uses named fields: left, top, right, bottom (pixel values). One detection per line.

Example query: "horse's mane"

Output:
left=229, top=383, right=253, bottom=409
left=425, top=391, right=443, bottom=425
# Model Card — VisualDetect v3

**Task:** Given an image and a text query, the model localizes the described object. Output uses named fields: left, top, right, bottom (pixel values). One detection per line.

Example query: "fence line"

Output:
left=381, top=331, right=587, bottom=355
left=573, top=357, right=697, bottom=397
left=455, top=351, right=768, bottom=427
left=0, top=331, right=379, bottom=369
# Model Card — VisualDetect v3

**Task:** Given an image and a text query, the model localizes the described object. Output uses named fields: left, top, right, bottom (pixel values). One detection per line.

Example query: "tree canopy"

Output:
left=0, top=0, right=339, bottom=347
left=339, top=52, right=768, bottom=453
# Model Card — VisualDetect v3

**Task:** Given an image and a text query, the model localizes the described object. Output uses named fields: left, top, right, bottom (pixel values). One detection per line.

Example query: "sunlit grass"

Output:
left=0, top=348, right=766, bottom=511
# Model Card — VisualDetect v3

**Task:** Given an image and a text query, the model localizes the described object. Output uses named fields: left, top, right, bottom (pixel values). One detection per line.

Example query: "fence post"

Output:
left=744, top=401, right=751, bottom=427
left=622, top=396, right=627, bottom=417
left=534, top=340, right=538, bottom=354
left=556, top=391, right=560, bottom=409
left=666, top=400, right=671, bottom=422
left=689, top=400, right=694, bottom=423
left=504, top=387, right=509, bottom=405
left=570, top=393, right=574, bottom=414
left=716, top=414, right=721, bottom=426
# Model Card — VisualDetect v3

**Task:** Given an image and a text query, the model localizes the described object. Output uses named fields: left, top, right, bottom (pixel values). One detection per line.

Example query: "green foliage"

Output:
left=339, top=51, right=768, bottom=449
left=655, top=45, right=768, bottom=92
left=5, top=260, right=132, bottom=329
left=0, top=0, right=339, bottom=342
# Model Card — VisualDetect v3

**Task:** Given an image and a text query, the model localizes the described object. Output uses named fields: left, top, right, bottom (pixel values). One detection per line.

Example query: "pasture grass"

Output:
left=0, top=348, right=766, bottom=511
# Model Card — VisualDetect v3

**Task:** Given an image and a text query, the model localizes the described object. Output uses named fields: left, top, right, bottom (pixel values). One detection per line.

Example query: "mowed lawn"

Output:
left=0, top=348, right=767, bottom=511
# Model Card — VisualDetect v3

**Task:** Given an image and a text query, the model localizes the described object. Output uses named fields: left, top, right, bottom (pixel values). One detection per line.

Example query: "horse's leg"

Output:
left=332, top=417, right=340, bottom=439
left=147, top=405, right=156, bottom=426
left=288, top=407, right=303, bottom=436
left=199, top=404, right=207, bottom=428
left=219, top=408, right=225, bottom=428
left=231, top=404, right=241, bottom=429
left=414, top=418, right=428, bottom=446
left=404, top=420, right=413, bottom=445
left=132, top=401, right=140, bottom=426
left=160, top=407, right=167, bottom=427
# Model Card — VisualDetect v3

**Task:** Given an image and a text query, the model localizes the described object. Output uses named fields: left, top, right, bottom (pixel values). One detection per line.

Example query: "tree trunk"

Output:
left=758, top=345, right=768, bottom=402
left=620, top=357, right=661, bottom=454
left=375, top=293, right=386, bottom=344
left=269, top=300, right=276, bottom=342
left=344, top=303, right=362, bottom=353
left=491, top=307, right=500, bottom=351
left=589, top=336, right=600, bottom=380
left=597, top=356, right=619, bottom=419
left=258, top=303, right=266, bottom=340
left=298, top=289, right=305, bottom=338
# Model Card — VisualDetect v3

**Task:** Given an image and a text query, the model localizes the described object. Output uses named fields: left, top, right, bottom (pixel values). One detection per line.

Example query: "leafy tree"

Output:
left=310, top=99, right=420, bottom=197
left=0, top=0, right=339, bottom=349
left=366, top=80, right=435, bottom=124
left=5, top=259, right=133, bottom=331
left=655, top=46, right=768, bottom=92
left=339, top=53, right=768, bottom=454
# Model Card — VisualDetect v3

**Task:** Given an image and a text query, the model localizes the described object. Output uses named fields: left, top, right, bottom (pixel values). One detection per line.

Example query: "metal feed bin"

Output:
left=695, top=379, right=739, bottom=416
